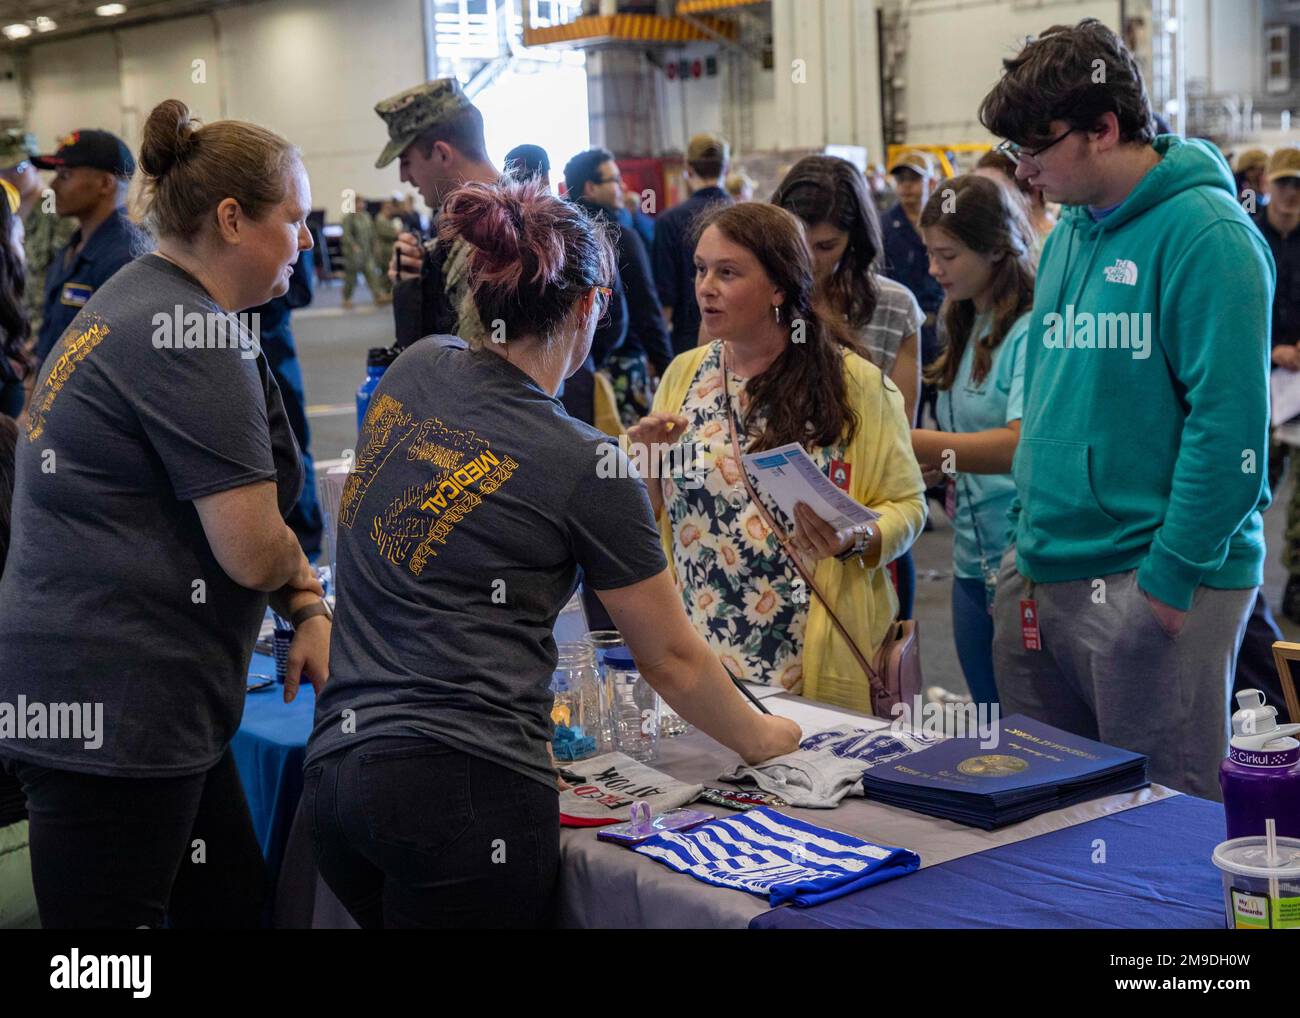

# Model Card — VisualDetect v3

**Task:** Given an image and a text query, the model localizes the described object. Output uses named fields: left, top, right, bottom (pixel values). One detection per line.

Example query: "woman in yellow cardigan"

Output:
left=626, top=202, right=926, bottom=712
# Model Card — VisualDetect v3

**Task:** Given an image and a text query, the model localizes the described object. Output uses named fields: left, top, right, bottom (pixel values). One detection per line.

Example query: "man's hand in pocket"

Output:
left=1140, top=587, right=1187, bottom=638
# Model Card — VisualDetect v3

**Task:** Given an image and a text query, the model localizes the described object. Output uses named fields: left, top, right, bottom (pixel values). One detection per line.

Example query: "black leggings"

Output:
left=7, top=747, right=266, bottom=929
left=306, top=736, right=559, bottom=929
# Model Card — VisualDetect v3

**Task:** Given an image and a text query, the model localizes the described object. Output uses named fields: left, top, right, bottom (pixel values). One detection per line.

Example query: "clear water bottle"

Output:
left=550, top=643, right=601, bottom=762
left=660, top=699, right=692, bottom=739
left=583, top=629, right=625, bottom=752
left=604, top=647, right=659, bottom=764
left=356, top=346, right=397, bottom=435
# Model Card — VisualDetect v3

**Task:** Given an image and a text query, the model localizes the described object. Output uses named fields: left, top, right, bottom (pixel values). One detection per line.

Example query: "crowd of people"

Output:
left=0, top=17, right=1289, bottom=929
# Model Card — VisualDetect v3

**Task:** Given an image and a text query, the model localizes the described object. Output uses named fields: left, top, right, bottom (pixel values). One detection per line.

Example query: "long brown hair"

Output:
left=771, top=155, right=882, bottom=332
left=693, top=202, right=863, bottom=452
left=920, top=174, right=1034, bottom=390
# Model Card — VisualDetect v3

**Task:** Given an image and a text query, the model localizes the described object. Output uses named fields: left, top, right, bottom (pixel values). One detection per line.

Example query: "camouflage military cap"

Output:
left=0, top=129, right=38, bottom=168
left=374, top=78, right=474, bottom=169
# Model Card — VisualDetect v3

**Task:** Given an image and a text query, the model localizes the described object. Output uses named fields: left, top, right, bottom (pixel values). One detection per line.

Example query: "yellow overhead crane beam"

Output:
left=677, top=0, right=767, bottom=12
left=522, top=12, right=737, bottom=47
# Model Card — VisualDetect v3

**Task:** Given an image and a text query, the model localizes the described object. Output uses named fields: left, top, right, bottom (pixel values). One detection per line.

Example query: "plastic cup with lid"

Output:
left=1211, top=834, right=1300, bottom=929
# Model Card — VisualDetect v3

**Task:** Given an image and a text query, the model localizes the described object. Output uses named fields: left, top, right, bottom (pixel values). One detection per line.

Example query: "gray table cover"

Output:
left=555, top=695, right=1177, bottom=928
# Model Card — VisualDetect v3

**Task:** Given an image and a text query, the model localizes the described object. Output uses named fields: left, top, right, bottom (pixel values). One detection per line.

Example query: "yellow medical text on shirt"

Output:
left=25, top=317, right=110, bottom=440
left=418, top=449, right=505, bottom=515
left=408, top=450, right=517, bottom=575
left=340, top=392, right=519, bottom=575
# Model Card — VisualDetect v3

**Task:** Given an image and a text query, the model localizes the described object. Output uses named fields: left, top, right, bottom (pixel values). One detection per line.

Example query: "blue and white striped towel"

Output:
left=633, top=807, right=920, bottom=907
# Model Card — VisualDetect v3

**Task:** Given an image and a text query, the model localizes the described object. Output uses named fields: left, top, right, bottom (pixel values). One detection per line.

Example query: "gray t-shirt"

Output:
left=307, top=338, right=667, bottom=789
left=857, top=275, right=923, bottom=375
left=0, top=254, right=303, bottom=776
left=723, top=725, right=939, bottom=808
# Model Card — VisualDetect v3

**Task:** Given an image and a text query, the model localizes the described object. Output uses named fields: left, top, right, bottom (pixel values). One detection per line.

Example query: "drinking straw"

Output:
left=1266, top=818, right=1280, bottom=923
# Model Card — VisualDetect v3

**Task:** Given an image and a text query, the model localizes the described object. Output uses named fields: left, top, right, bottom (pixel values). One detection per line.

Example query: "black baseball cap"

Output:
left=32, top=129, right=135, bottom=177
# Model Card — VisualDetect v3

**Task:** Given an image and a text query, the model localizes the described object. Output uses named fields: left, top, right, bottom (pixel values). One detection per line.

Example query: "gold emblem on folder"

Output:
left=957, top=755, right=1028, bottom=777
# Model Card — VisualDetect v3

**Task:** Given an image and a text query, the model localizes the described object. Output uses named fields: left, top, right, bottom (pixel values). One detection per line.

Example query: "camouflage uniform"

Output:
left=1270, top=439, right=1300, bottom=578
left=24, top=205, right=76, bottom=336
left=372, top=212, right=399, bottom=292
left=373, top=79, right=485, bottom=348
left=339, top=210, right=387, bottom=303
left=0, top=129, right=76, bottom=339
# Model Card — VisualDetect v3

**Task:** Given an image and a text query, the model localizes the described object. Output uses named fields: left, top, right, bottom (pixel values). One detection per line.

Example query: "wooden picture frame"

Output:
left=1268, top=641, right=1300, bottom=725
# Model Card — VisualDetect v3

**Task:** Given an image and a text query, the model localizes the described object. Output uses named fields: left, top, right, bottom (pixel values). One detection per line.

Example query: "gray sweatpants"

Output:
left=991, top=547, right=1255, bottom=801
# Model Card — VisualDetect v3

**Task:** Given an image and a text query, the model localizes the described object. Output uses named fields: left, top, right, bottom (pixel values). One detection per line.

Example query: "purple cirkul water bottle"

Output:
left=1219, top=689, right=1300, bottom=839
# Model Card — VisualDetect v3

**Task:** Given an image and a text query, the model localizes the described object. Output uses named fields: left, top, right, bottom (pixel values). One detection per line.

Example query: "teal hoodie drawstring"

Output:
left=1070, top=230, right=1105, bottom=312
left=1051, top=214, right=1108, bottom=318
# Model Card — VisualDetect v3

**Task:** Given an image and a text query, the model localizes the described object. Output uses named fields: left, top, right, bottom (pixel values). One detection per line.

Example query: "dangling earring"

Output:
left=773, top=304, right=782, bottom=324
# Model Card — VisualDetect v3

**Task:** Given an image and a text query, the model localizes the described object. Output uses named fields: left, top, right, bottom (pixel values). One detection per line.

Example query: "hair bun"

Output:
left=446, top=184, right=524, bottom=269
left=140, top=99, right=198, bottom=179
left=439, top=180, right=565, bottom=292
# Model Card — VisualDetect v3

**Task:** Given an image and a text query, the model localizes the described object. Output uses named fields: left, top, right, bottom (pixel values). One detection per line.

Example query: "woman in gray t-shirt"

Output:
left=0, top=100, right=329, bottom=929
left=305, top=178, right=798, bottom=930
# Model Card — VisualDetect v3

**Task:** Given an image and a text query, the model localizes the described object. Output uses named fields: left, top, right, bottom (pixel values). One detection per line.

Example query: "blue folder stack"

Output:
left=860, top=715, right=1149, bottom=829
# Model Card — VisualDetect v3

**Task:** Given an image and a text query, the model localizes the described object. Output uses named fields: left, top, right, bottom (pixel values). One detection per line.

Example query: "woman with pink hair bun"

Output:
left=306, top=177, right=799, bottom=929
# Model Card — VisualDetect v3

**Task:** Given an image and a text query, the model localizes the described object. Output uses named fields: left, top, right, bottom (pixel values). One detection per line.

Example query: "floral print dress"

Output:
left=604, top=352, right=653, bottom=428
left=662, top=341, right=848, bottom=690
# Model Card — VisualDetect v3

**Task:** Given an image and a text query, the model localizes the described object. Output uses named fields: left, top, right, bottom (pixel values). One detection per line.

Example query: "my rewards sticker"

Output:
left=1231, top=887, right=1300, bottom=929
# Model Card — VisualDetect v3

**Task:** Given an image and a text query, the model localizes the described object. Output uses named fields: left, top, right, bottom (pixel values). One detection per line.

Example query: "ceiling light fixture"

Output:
left=2, top=23, right=32, bottom=39
left=34, top=16, right=57, bottom=31
left=95, top=3, right=127, bottom=16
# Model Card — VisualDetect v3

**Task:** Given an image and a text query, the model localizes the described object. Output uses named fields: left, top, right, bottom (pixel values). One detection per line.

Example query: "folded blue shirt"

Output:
left=633, top=807, right=920, bottom=907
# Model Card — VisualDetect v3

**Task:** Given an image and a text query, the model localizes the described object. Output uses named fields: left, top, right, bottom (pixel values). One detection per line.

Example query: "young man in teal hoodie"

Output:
left=979, top=20, right=1274, bottom=800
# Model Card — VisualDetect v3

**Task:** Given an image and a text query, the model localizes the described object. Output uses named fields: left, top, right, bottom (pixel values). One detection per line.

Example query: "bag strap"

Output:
left=720, top=344, right=885, bottom=693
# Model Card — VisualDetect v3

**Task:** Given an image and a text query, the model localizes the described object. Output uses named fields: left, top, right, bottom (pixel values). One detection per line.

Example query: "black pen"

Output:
left=722, top=662, right=772, bottom=715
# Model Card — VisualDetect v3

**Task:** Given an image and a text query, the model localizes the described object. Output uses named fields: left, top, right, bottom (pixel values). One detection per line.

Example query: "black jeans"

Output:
left=306, top=736, right=559, bottom=929
left=6, top=747, right=266, bottom=929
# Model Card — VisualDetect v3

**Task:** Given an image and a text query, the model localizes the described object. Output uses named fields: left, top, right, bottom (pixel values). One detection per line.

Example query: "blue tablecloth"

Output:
left=231, top=599, right=586, bottom=894
left=748, top=794, right=1226, bottom=929
left=231, top=651, right=316, bottom=885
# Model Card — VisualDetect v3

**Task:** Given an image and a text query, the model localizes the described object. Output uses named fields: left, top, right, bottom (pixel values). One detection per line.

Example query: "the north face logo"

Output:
left=1103, top=259, right=1138, bottom=285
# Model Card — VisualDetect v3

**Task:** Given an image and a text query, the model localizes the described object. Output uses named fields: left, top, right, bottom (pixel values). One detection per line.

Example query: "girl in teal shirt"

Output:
left=911, top=175, right=1036, bottom=705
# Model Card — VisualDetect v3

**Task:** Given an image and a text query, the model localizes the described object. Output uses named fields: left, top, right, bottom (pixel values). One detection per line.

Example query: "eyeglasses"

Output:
left=995, top=127, right=1079, bottom=166
left=595, top=174, right=622, bottom=186
left=594, top=285, right=613, bottom=315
